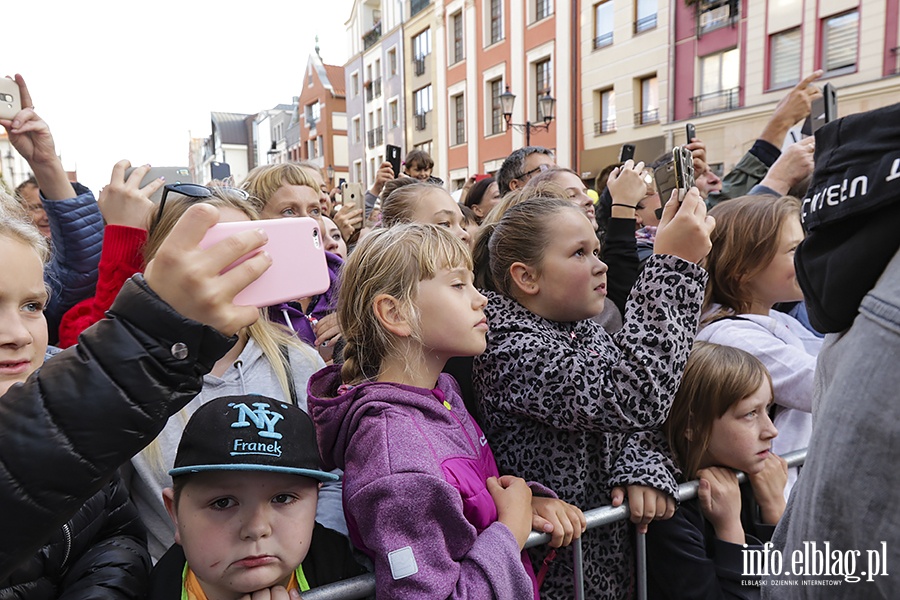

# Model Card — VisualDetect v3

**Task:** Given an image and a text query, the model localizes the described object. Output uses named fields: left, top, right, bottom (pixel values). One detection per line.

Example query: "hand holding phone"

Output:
left=198, top=217, right=330, bottom=307
left=618, top=144, right=636, bottom=163
left=386, top=144, right=402, bottom=178
left=653, top=147, right=694, bottom=218
left=340, top=182, right=366, bottom=230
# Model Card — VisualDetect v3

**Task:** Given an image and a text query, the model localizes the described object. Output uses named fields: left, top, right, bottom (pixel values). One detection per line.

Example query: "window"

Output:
left=637, top=75, right=659, bottom=124
left=490, top=0, right=503, bottom=45
left=388, top=48, right=398, bottom=75
left=413, top=29, right=432, bottom=58
left=822, top=10, right=859, bottom=73
left=595, top=88, right=615, bottom=135
left=453, top=94, right=466, bottom=145
left=769, top=28, right=801, bottom=89
left=414, top=85, right=433, bottom=115
left=414, top=141, right=433, bottom=156
left=305, top=102, right=321, bottom=126
left=351, top=72, right=359, bottom=97
left=535, top=0, right=552, bottom=21
left=369, top=158, right=376, bottom=185
left=594, top=1, right=613, bottom=49
left=535, top=59, right=552, bottom=120
left=635, top=0, right=657, bottom=33
left=452, top=11, right=464, bottom=63
left=389, top=99, right=400, bottom=129
left=696, top=49, right=740, bottom=115
left=354, top=160, right=363, bottom=183
left=490, top=78, right=504, bottom=135
left=352, top=116, right=361, bottom=143
left=317, top=137, right=324, bottom=158
left=307, top=69, right=314, bottom=87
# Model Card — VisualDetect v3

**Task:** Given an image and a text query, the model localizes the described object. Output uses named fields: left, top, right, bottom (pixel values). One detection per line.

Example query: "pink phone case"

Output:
left=198, top=217, right=330, bottom=308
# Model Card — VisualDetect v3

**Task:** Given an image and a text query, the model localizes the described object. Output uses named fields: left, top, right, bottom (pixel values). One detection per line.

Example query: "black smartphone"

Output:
left=685, top=123, right=696, bottom=143
left=802, top=83, right=837, bottom=135
left=386, top=144, right=402, bottom=178
left=618, top=143, right=636, bottom=162
left=653, top=147, right=694, bottom=218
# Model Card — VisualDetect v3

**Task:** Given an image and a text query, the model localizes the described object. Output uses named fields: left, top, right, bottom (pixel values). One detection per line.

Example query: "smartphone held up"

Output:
left=199, top=217, right=330, bottom=308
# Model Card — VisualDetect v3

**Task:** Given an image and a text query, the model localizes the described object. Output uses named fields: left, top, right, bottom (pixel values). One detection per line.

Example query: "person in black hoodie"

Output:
left=0, top=197, right=148, bottom=598
left=0, top=200, right=272, bottom=581
left=647, top=342, right=788, bottom=599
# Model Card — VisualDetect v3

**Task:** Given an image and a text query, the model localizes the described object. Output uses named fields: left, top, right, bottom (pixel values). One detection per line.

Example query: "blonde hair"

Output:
left=381, top=181, right=447, bottom=227
left=0, top=190, right=50, bottom=263
left=702, top=195, right=802, bottom=322
left=139, top=187, right=319, bottom=472
left=241, top=163, right=320, bottom=213
left=664, top=342, right=772, bottom=479
left=339, top=223, right=472, bottom=385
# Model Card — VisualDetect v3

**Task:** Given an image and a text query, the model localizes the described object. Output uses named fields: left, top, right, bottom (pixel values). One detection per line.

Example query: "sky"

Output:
left=2, top=0, right=354, bottom=192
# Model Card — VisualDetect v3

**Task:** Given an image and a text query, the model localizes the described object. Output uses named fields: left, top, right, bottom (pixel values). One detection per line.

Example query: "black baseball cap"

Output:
left=169, top=395, right=339, bottom=482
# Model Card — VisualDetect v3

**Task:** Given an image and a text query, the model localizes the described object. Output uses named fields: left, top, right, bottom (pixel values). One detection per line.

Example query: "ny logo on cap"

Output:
left=229, top=402, right=284, bottom=440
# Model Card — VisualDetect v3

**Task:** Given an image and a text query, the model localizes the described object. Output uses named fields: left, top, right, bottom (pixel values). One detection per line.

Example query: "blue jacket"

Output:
left=43, top=183, right=104, bottom=342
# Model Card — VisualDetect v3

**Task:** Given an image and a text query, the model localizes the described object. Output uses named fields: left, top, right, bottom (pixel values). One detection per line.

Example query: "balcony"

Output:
left=415, top=112, right=428, bottom=131
left=374, top=125, right=383, bottom=146
left=364, top=81, right=374, bottom=103
left=691, top=87, right=740, bottom=117
left=363, top=21, right=382, bottom=50
left=593, top=32, right=613, bottom=50
left=410, top=0, right=429, bottom=18
left=414, top=55, right=426, bottom=76
left=372, top=77, right=382, bottom=98
left=696, top=0, right=738, bottom=36
left=634, top=13, right=657, bottom=34
left=594, top=119, right=616, bottom=136
left=634, top=108, right=659, bottom=125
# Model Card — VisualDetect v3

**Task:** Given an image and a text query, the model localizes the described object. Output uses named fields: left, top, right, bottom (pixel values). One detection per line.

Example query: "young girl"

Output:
left=307, top=224, right=585, bottom=599
left=647, top=341, right=788, bottom=598
left=381, top=180, right=470, bottom=245
left=697, top=194, right=819, bottom=498
left=473, top=175, right=715, bottom=599
left=0, top=197, right=149, bottom=597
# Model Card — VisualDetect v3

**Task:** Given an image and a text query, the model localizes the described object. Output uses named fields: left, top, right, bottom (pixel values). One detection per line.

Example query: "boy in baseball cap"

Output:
left=149, top=395, right=366, bottom=599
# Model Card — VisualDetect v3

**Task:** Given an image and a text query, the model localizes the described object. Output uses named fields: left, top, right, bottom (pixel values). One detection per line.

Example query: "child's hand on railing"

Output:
left=748, top=453, right=788, bottom=525
left=611, top=485, right=676, bottom=534
left=488, top=475, right=533, bottom=550
left=530, top=497, right=587, bottom=548
left=696, top=467, right=744, bottom=544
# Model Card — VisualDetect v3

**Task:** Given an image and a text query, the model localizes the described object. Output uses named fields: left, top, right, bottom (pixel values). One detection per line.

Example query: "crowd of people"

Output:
left=1, top=68, right=897, bottom=600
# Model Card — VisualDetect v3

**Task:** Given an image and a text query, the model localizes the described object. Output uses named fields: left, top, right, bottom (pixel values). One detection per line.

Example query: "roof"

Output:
left=323, top=64, right=346, bottom=97
left=211, top=112, right=252, bottom=145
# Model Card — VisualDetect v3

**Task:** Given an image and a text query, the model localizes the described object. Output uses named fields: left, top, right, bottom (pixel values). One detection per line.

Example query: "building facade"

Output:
left=345, top=0, right=405, bottom=187
left=296, top=53, right=349, bottom=187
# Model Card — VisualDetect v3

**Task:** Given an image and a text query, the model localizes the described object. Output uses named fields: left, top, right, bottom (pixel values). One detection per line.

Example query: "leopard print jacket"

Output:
left=473, top=254, right=707, bottom=600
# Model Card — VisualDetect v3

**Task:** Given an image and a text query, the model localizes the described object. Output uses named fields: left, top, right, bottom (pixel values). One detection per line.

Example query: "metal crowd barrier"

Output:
left=304, top=449, right=808, bottom=600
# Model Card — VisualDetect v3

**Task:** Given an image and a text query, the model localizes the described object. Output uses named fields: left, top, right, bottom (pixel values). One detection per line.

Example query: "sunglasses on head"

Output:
left=151, top=183, right=250, bottom=234
left=516, top=163, right=551, bottom=181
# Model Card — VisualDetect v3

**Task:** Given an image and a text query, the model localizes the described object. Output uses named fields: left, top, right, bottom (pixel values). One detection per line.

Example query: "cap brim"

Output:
left=169, top=463, right=341, bottom=482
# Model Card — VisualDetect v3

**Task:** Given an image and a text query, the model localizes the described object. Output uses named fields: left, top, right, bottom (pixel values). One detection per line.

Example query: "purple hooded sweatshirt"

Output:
left=308, top=365, right=544, bottom=599
left=268, top=251, right=343, bottom=345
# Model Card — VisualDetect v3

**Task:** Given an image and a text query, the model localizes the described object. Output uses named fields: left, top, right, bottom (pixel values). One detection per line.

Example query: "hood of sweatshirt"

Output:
left=308, top=365, right=477, bottom=472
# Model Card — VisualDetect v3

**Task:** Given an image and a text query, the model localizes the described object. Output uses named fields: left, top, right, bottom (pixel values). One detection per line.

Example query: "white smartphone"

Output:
left=124, top=166, right=193, bottom=203
left=0, top=78, right=21, bottom=120
left=198, top=217, right=330, bottom=307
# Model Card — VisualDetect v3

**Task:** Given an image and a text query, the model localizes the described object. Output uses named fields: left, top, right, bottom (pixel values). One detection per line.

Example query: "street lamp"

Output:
left=500, top=86, right=556, bottom=146
left=326, top=164, right=335, bottom=185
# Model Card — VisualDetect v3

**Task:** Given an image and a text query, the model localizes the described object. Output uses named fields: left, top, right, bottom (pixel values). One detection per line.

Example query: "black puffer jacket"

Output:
left=1, top=475, right=149, bottom=599
left=0, top=275, right=236, bottom=580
